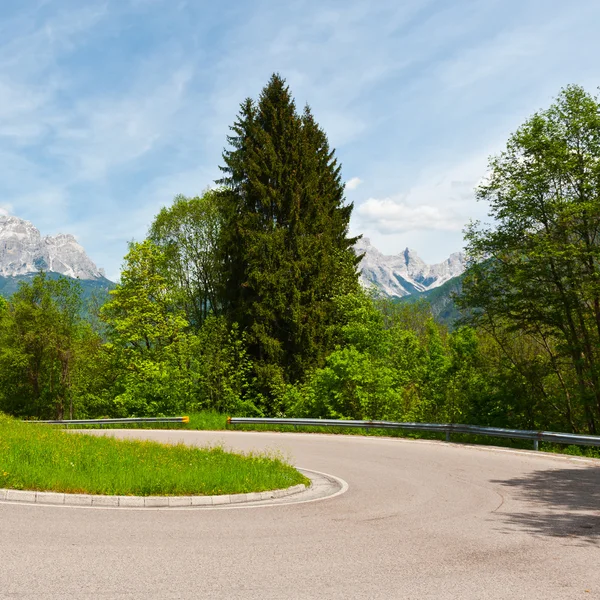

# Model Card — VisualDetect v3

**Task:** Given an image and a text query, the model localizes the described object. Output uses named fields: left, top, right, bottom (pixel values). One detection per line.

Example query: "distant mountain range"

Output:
left=0, top=215, right=466, bottom=324
left=354, top=237, right=466, bottom=298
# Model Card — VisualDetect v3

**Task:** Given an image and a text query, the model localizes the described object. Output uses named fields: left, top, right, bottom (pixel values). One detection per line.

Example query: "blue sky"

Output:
left=0, top=0, right=599, bottom=280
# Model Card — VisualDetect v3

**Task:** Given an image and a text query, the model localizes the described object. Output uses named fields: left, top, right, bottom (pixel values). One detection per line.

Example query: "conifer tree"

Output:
left=218, top=74, right=360, bottom=404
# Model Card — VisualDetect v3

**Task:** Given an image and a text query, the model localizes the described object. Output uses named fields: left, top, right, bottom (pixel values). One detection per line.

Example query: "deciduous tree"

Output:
left=460, top=85, right=600, bottom=433
left=148, top=190, right=223, bottom=329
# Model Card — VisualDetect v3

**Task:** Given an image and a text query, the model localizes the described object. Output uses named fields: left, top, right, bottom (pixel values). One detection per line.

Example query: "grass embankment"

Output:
left=74, top=411, right=600, bottom=459
left=0, top=414, right=308, bottom=496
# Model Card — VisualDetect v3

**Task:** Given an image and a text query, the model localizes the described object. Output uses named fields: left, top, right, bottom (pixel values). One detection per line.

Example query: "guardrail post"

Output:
left=533, top=439, right=539, bottom=451
left=445, top=430, right=451, bottom=443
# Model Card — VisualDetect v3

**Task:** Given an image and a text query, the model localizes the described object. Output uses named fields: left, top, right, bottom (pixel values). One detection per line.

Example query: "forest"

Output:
left=1, top=76, right=600, bottom=437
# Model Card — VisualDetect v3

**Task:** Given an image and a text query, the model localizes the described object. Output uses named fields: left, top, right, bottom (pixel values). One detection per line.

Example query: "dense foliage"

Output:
left=1, top=80, right=599, bottom=437
left=459, top=85, right=600, bottom=434
left=0, top=273, right=100, bottom=420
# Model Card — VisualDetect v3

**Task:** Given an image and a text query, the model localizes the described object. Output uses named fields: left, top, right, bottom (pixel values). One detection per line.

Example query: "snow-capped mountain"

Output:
left=354, top=237, right=466, bottom=298
left=0, top=214, right=464, bottom=300
left=0, top=215, right=106, bottom=280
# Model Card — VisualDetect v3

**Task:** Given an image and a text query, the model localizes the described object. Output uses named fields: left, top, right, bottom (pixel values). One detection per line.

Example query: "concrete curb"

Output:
left=0, top=483, right=307, bottom=509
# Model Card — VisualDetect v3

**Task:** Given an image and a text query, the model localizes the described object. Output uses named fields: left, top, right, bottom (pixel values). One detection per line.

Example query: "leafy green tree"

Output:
left=148, top=190, right=223, bottom=328
left=460, top=85, right=600, bottom=433
left=301, top=346, right=401, bottom=420
left=294, top=291, right=436, bottom=421
left=69, top=326, right=119, bottom=418
left=331, top=291, right=389, bottom=354
left=100, top=241, right=254, bottom=416
left=188, top=315, right=256, bottom=415
left=217, top=74, right=361, bottom=407
left=101, top=241, right=188, bottom=349
left=418, top=320, right=449, bottom=421
left=292, top=291, right=398, bottom=420
left=0, top=273, right=88, bottom=419
left=468, top=324, right=580, bottom=431
left=444, top=326, right=485, bottom=423
left=100, top=241, right=193, bottom=416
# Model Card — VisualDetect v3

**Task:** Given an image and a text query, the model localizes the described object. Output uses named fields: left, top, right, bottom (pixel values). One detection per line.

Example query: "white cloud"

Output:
left=0, top=205, right=12, bottom=217
left=346, top=177, right=362, bottom=190
left=357, top=197, right=462, bottom=233
left=353, top=150, right=492, bottom=239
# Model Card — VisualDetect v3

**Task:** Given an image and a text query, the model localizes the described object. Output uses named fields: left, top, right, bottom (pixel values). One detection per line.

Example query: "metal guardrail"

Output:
left=227, top=417, right=600, bottom=450
left=25, top=417, right=190, bottom=426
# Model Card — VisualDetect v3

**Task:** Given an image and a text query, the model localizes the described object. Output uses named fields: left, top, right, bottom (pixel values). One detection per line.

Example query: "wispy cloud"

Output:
left=52, top=65, right=194, bottom=181
left=0, top=0, right=599, bottom=276
left=354, top=159, right=484, bottom=236
left=0, top=4, right=109, bottom=140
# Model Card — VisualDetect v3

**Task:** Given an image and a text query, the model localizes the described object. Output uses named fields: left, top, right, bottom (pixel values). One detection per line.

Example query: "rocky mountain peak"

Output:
left=0, top=215, right=106, bottom=280
left=354, top=239, right=466, bottom=298
left=402, top=247, right=427, bottom=272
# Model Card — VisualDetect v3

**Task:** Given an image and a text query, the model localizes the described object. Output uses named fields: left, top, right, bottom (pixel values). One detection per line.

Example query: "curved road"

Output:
left=1, top=430, right=599, bottom=599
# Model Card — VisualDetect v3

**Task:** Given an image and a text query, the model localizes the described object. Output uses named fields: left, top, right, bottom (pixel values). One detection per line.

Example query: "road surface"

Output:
left=1, top=430, right=599, bottom=599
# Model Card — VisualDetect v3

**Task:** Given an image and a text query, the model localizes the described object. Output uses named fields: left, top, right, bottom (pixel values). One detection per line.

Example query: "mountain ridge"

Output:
left=354, top=237, right=466, bottom=298
left=0, top=215, right=466, bottom=323
left=0, top=215, right=106, bottom=281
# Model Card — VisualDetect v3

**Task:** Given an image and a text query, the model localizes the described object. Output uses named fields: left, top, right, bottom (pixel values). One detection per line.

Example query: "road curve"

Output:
left=1, top=430, right=599, bottom=599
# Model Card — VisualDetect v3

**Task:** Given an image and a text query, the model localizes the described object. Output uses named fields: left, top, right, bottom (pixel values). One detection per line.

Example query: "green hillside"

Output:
left=397, top=273, right=465, bottom=328
left=0, top=273, right=115, bottom=304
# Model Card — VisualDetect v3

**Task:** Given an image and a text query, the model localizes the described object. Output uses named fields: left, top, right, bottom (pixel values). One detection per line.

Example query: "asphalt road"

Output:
left=1, top=430, right=599, bottom=599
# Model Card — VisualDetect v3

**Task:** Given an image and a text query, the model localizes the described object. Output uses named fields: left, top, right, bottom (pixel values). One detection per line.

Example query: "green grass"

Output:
left=0, top=414, right=308, bottom=496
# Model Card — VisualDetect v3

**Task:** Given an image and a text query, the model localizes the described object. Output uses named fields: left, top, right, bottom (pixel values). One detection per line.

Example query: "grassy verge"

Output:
left=0, top=414, right=308, bottom=496
left=69, top=410, right=600, bottom=459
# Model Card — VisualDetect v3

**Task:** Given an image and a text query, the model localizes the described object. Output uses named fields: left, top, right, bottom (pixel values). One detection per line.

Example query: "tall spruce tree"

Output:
left=218, top=74, right=360, bottom=404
